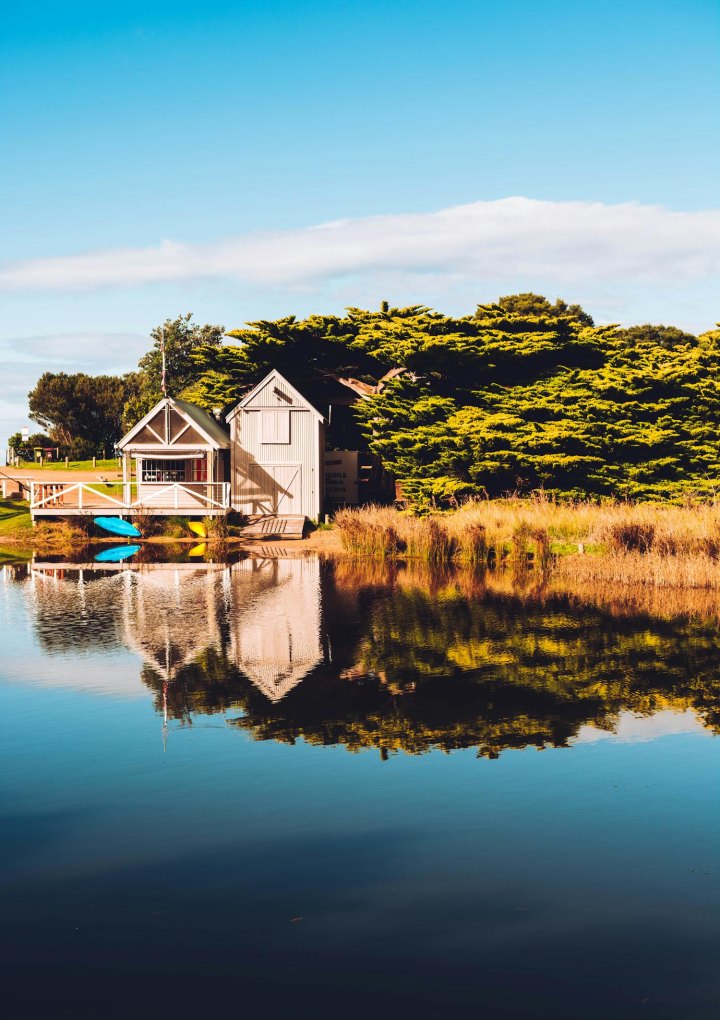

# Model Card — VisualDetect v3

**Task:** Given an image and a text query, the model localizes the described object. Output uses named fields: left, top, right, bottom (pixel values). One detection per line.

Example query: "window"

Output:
left=141, top=459, right=186, bottom=483
left=189, top=458, right=207, bottom=482
left=261, top=409, right=290, bottom=444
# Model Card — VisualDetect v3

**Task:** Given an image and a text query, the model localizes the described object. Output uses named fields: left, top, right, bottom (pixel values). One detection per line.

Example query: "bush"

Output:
left=163, top=515, right=190, bottom=538
left=203, top=515, right=229, bottom=540
left=607, top=521, right=656, bottom=554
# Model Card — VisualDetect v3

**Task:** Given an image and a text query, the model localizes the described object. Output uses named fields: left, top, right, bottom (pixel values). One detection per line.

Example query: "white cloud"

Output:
left=0, top=331, right=148, bottom=370
left=0, top=198, right=718, bottom=293
left=573, top=709, right=707, bottom=744
left=0, top=332, right=147, bottom=448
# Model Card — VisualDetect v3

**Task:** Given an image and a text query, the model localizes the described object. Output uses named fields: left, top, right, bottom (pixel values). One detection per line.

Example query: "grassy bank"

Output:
left=9, top=458, right=121, bottom=472
left=0, top=498, right=32, bottom=536
left=334, top=499, right=720, bottom=588
left=6, top=497, right=720, bottom=590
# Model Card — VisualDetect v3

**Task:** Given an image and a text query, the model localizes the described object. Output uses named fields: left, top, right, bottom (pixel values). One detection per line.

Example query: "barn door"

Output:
left=271, top=464, right=301, bottom=514
left=250, top=463, right=302, bottom=515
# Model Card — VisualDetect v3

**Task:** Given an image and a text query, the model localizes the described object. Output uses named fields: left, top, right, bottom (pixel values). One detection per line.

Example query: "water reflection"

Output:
left=4, top=556, right=720, bottom=757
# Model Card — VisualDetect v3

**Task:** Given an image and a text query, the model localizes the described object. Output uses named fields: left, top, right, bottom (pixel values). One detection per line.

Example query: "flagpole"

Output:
left=161, top=325, right=167, bottom=397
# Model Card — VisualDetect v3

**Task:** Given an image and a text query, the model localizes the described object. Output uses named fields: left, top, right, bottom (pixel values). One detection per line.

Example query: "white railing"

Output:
left=128, top=482, right=230, bottom=510
left=30, top=481, right=230, bottom=513
left=30, top=482, right=128, bottom=512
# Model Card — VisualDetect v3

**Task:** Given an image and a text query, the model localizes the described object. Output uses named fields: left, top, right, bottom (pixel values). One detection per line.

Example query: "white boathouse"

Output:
left=226, top=369, right=326, bottom=521
left=28, top=372, right=332, bottom=523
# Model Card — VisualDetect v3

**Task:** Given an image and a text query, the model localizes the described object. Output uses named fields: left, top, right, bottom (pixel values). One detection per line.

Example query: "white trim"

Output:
left=226, top=370, right=325, bottom=423
left=145, top=423, right=165, bottom=444
left=119, top=397, right=229, bottom=450
left=120, top=443, right=215, bottom=450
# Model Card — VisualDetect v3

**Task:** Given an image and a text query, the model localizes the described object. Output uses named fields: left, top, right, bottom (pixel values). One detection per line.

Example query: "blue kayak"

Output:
left=94, top=544, right=142, bottom=563
left=94, top=516, right=141, bottom=539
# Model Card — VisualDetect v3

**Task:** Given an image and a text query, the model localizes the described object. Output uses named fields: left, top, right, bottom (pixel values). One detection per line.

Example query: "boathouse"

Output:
left=226, top=369, right=326, bottom=520
left=116, top=397, right=232, bottom=514
left=27, top=370, right=375, bottom=523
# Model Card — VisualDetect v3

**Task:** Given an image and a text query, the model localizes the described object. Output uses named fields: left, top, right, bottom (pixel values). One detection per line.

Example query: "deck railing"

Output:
left=30, top=481, right=231, bottom=515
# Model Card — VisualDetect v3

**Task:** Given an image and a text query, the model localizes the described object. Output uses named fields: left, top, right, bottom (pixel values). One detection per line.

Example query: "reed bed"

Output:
left=333, top=497, right=720, bottom=588
left=335, top=503, right=552, bottom=566
left=556, top=551, right=720, bottom=590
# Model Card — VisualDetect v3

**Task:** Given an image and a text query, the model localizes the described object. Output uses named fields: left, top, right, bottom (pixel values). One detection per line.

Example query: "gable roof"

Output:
left=172, top=398, right=231, bottom=446
left=118, top=397, right=230, bottom=449
left=226, top=369, right=325, bottom=423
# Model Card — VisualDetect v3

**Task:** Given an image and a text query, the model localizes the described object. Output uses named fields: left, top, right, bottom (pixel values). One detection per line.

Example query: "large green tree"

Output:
left=28, top=372, right=139, bottom=455
left=182, top=296, right=720, bottom=504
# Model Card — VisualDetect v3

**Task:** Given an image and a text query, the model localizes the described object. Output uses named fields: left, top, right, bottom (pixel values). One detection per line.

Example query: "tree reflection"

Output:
left=136, top=559, right=720, bottom=756
left=22, top=556, right=720, bottom=756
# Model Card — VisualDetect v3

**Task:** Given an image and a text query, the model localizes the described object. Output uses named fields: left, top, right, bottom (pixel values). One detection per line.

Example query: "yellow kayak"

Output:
left=188, top=543, right=207, bottom=558
left=188, top=521, right=207, bottom=539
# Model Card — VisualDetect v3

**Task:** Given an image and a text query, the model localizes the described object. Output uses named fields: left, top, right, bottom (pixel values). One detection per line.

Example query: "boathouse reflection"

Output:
left=229, top=558, right=323, bottom=701
left=18, top=557, right=720, bottom=757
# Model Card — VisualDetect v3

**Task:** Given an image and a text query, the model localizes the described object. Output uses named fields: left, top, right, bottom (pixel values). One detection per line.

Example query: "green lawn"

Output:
left=12, top=458, right=122, bottom=472
left=0, top=498, right=32, bottom=534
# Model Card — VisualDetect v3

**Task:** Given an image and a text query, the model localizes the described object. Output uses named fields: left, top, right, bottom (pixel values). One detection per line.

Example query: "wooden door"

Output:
left=250, top=463, right=302, bottom=515
left=271, top=464, right=301, bottom=514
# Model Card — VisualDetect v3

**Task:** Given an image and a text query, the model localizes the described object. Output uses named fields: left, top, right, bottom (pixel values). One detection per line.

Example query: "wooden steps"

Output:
left=238, top=515, right=307, bottom=540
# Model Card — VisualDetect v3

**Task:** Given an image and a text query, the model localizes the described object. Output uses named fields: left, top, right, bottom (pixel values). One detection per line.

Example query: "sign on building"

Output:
left=324, top=451, right=359, bottom=505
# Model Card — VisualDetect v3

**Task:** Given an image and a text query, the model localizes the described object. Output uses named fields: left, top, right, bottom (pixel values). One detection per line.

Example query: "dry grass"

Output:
left=335, top=502, right=552, bottom=566
left=333, top=497, right=720, bottom=587
left=556, top=551, right=720, bottom=590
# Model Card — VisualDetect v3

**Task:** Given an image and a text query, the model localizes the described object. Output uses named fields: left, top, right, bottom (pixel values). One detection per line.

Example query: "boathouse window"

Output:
left=189, top=458, right=207, bottom=482
left=141, top=459, right=187, bottom=482
left=261, top=409, right=290, bottom=444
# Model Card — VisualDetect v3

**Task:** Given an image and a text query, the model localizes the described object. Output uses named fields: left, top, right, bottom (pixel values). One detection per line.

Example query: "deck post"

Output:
left=79, top=485, right=83, bottom=510
left=122, top=452, right=129, bottom=507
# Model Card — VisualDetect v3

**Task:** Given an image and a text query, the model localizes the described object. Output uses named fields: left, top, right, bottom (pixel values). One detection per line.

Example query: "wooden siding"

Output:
left=230, top=377, right=324, bottom=518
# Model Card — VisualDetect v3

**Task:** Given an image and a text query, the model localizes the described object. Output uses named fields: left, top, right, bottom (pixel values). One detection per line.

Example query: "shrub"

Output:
left=606, top=521, right=656, bottom=554
left=204, top=515, right=229, bottom=540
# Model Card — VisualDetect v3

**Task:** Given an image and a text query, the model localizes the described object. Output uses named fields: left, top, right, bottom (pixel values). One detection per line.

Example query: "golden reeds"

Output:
left=333, top=497, right=720, bottom=587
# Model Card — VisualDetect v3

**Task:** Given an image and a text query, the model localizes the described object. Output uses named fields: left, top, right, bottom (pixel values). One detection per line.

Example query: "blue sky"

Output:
left=1, top=0, right=719, bottom=443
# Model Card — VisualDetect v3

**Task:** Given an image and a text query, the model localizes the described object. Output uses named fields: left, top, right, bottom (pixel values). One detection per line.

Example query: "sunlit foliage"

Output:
left=188, top=295, right=719, bottom=504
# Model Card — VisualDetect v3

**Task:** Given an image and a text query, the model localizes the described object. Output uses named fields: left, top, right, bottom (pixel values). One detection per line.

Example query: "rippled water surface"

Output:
left=1, top=553, right=720, bottom=1019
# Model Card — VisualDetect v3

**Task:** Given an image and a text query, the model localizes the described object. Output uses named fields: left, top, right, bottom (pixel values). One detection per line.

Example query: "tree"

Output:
left=28, top=372, right=139, bottom=455
left=122, top=314, right=226, bottom=430
left=185, top=295, right=720, bottom=505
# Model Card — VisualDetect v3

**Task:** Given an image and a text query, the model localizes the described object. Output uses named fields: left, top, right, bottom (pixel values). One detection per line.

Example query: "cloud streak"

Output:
left=1, top=198, right=718, bottom=293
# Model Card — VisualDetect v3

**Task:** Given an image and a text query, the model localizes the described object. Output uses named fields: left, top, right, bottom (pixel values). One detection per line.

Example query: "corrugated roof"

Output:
left=171, top=398, right=231, bottom=447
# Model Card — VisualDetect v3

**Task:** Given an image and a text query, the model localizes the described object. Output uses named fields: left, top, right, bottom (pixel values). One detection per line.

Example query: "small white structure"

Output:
left=227, top=370, right=326, bottom=520
left=117, top=397, right=231, bottom=514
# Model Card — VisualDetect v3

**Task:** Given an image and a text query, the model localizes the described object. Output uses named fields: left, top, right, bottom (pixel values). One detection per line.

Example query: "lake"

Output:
left=1, top=551, right=719, bottom=1018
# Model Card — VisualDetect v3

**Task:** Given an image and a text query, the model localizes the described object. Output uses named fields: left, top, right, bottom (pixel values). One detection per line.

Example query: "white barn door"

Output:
left=250, top=463, right=302, bottom=514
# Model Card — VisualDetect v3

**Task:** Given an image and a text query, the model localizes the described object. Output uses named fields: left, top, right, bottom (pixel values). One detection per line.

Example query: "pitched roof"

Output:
left=118, top=397, right=230, bottom=449
left=172, top=398, right=231, bottom=447
left=226, top=369, right=325, bottom=423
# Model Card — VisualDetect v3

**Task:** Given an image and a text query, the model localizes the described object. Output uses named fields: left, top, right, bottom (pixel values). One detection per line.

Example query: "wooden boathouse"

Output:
left=28, top=371, right=326, bottom=523
left=226, top=369, right=325, bottom=521
left=30, top=398, right=232, bottom=519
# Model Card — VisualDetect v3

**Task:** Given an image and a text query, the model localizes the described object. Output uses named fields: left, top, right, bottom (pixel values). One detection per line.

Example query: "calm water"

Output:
left=1, top=553, right=719, bottom=1019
